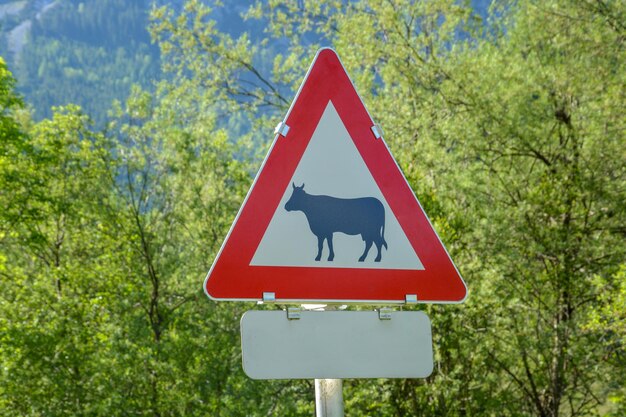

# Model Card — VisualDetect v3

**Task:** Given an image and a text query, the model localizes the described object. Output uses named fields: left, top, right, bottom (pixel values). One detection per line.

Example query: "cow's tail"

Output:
left=381, top=222, right=388, bottom=250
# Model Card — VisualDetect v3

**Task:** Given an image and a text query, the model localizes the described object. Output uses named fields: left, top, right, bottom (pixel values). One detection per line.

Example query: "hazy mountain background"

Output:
left=0, top=0, right=266, bottom=126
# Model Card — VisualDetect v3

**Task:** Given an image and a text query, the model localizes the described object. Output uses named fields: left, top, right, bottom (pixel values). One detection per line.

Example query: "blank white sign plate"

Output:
left=240, top=310, right=433, bottom=379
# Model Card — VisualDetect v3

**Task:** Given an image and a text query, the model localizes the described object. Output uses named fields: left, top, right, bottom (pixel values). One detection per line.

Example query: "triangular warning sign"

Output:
left=204, top=48, right=467, bottom=303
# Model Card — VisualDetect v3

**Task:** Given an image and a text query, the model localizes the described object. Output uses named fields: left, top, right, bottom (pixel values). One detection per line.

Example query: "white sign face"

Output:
left=240, top=310, right=433, bottom=379
left=251, top=102, right=424, bottom=270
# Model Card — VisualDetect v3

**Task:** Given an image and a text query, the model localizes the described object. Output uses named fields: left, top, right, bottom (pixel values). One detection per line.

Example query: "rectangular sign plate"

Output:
left=240, top=310, right=433, bottom=379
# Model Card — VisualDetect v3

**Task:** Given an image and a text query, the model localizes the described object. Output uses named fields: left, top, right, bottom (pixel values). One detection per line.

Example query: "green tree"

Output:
left=102, top=82, right=253, bottom=416
left=587, top=265, right=626, bottom=416
left=0, top=55, right=29, bottom=235
left=0, top=104, right=123, bottom=416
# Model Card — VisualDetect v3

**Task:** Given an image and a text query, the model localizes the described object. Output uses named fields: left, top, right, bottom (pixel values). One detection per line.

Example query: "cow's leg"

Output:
left=315, top=235, right=323, bottom=261
left=327, top=234, right=335, bottom=261
left=359, top=239, right=373, bottom=262
left=374, top=239, right=383, bottom=262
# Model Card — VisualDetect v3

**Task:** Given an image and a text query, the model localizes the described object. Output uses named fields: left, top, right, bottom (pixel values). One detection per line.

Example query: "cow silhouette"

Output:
left=284, top=183, right=388, bottom=262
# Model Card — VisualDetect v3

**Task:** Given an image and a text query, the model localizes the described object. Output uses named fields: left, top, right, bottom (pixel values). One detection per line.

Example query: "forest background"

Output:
left=0, top=0, right=624, bottom=416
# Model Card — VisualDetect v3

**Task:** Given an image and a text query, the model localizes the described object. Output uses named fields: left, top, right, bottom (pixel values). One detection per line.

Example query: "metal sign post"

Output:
left=314, top=306, right=343, bottom=417
left=315, top=379, right=344, bottom=417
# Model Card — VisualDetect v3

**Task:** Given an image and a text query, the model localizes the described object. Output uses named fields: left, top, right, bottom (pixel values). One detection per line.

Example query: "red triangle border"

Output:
left=204, top=48, right=467, bottom=304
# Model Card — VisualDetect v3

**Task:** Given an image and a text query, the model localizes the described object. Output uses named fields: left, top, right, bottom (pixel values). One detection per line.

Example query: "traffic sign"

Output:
left=204, top=48, right=467, bottom=303
left=240, top=310, right=433, bottom=379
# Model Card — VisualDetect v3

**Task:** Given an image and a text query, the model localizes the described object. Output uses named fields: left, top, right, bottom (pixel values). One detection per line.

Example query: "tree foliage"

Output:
left=0, top=0, right=624, bottom=416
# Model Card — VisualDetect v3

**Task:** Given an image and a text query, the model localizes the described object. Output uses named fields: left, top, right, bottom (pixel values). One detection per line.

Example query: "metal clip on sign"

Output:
left=274, top=121, right=290, bottom=137
left=287, top=307, right=301, bottom=320
left=378, top=308, right=392, bottom=320
left=371, top=124, right=383, bottom=139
